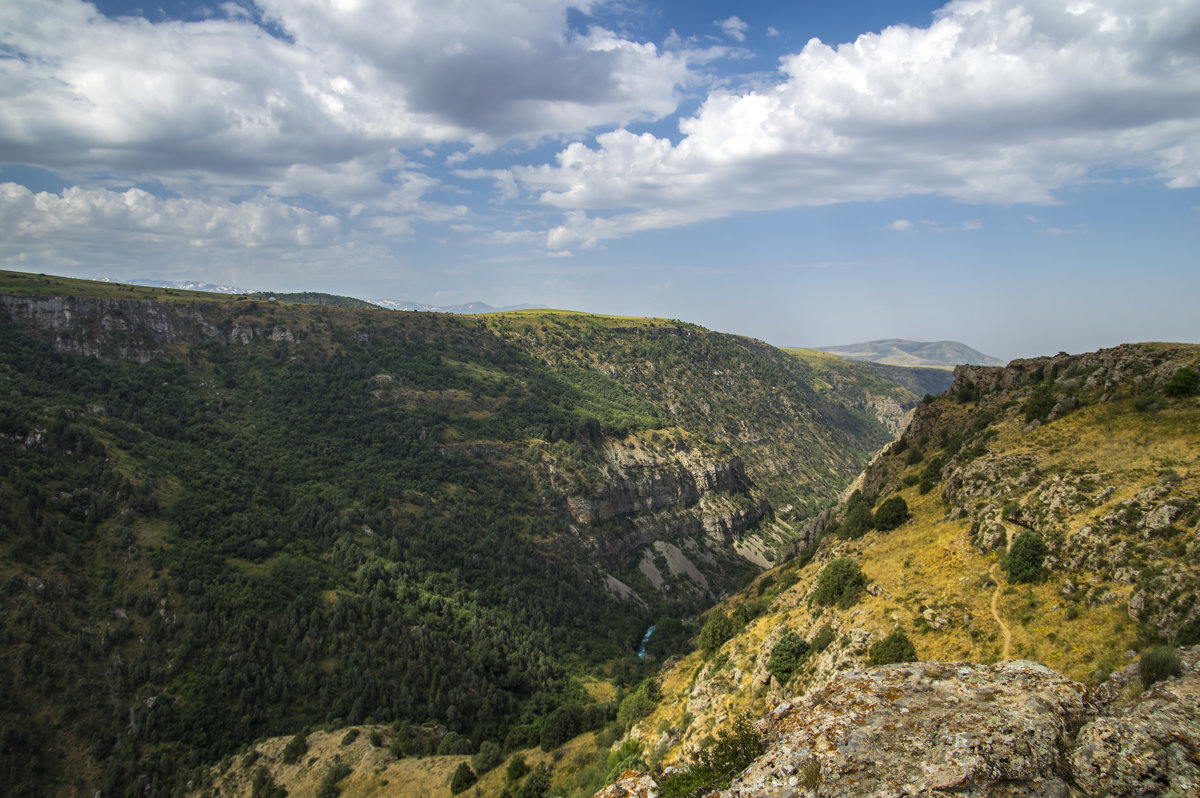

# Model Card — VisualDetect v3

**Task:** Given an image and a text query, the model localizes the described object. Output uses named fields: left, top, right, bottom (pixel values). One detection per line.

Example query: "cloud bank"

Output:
left=515, top=0, right=1200, bottom=250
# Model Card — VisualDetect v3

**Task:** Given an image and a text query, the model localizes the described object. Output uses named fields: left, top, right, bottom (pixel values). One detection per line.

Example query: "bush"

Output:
left=316, top=759, right=352, bottom=798
left=811, top=623, right=835, bottom=653
left=1007, top=530, right=1048, bottom=584
left=1140, top=646, right=1183, bottom=688
left=450, top=762, right=478, bottom=795
left=515, top=762, right=551, bottom=798
left=867, top=627, right=917, bottom=666
left=767, top=632, right=810, bottom=682
left=873, top=496, right=909, bottom=532
left=437, top=731, right=475, bottom=756
left=506, top=753, right=530, bottom=783
left=812, top=558, right=867, bottom=609
left=1163, top=366, right=1199, bottom=398
left=1176, top=617, right=1200, bottom=647
left=658, top=714, right=763, bottom=798
left=339, top=728, right=359, bottom=746
left=472, top=740, right=503, bottom=774
left=1022, top=384, right=1054, bottom=422
left=840, top=501, right=873, bottom=539
left=697, top=609, right=736, bottom=654
left=282, top=731, right=308, bottom=765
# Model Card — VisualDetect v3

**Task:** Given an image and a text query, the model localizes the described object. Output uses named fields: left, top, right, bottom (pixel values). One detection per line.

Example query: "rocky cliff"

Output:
left=603, top=647, right=1200, bottom=798
left=0, top=293, right=297, bottom=361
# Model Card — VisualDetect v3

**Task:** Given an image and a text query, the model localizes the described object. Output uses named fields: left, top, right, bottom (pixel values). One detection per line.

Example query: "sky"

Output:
left=1, top=0, right=1197, bottom=360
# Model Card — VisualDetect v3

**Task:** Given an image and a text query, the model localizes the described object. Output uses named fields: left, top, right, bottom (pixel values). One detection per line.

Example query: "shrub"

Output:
left=437, top=731, right=475, bottom=755
left=449, top=762, right=477, bottom=795
left=1007, top=530, right=1048, bottom=584
left=1022, top=384, right=1054, bottom=422
left=905, top=447, right=924, bottom=465
left=811, top=623, right=835, bottom=653
left=1176, top=617, right=1200, bottom=647
left=516, top=762, right=551, bottom=798
left=1163, top=366, right=1199, bottom=398
left=767, top=632, right=810, bottom=682
left=840, top=501, right=873, bottom=539
left=506, top=753, right=530, bottom=783
left=339, top=728, right=359, bottom=746
left=317, top=759, right=352, bottom=798
left=873, top=496, right=909, bottom=532
left=281, top=731, right=308, bottom=765
left=812, top=557, right=867, bottom=609
left=1140, top=646, right=1183, bottom=688
left=867, top=627, right=917, bottom=666
left=658, top=714, right=763, bottom=798
left=697, top=609, right=736, bottom=654
left=472, top=740, right=503, bottom=774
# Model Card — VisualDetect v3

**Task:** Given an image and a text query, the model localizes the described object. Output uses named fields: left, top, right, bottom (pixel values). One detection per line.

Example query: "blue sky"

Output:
left=1, top=0, right=1197, bottom=360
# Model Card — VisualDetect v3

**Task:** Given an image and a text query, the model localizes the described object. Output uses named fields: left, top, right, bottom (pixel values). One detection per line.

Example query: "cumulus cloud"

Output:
left=515, top=0, right=1200, bottom=249
left=0, top=0, right=696, bottom=183
left=886, top=219, right=914, bottom=231
left=716, top=16, right=749, bottom=42
left=0, top=183, right=341, bottom=248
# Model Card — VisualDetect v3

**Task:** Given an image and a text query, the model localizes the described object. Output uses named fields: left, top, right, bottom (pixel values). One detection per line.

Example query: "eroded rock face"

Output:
left=724, top=660, right=1087, bottom=798
left=597, top=650, right=1200, bottom=798
left=1072, top=647, right=1200, bottom=797
left=0, top=294, right=294, bottom=361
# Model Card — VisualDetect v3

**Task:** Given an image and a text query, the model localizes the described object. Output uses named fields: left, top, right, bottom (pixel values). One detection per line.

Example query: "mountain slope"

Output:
left=0, top=270, right=919, bottom=796
left=816, top=338, right=1005, bottom=367
left=609, top=341, right=1199, bottom=793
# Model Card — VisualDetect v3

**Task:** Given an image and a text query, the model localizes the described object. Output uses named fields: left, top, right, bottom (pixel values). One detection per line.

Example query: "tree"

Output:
left=1163, top=366, right=1199, bottom=398
left=515, top=761, right=551, bottom=798
left=1007, top=530, right=1048, bottom=583
left=867, top=627, right=917, bottom=666
left=282, top=731, right=308, bottom=765
left=697, top=609, right=735, bottom=654
left=812, top=557, right=867, bottom=609
left=873, top=496, right=909, bottom=532
left=449, top=762, right=477, bottom=795
left=767, top=632, right=810, bottom=683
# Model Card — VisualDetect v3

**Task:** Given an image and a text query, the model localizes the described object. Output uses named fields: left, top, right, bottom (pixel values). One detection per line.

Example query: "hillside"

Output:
left=816, top=338, right=1006, bottom=368
left=604, top=342, right=1199, bottom=796
left=0, top=271, right=921, bottom=796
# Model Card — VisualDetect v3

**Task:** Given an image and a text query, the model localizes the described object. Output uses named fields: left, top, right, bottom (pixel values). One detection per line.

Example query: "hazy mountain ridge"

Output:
left=106, top=275, right=539, bottom=314
left=816, top=338, right=1006, bottom=368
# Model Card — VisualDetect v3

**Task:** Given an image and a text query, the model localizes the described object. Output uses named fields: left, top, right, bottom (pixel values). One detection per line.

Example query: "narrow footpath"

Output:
left=989, top=562, right=1013, bottom=661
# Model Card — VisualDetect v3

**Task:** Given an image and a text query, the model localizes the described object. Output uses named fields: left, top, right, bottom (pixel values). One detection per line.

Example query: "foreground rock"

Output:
left=600, top=648, right=1200, bottom=798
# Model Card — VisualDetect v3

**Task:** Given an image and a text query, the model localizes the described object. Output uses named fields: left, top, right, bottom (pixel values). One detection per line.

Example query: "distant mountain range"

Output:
left=816, top=338, right=1006, bottom=368
left=110, top=278, right=539, bottom=314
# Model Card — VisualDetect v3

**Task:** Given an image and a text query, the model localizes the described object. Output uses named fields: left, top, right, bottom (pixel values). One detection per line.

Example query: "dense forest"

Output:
left=0, top=274, right=921, bottom=795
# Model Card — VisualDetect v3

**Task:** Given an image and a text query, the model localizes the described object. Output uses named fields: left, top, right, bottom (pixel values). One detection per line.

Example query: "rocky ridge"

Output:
left=603, top=647, right=1200, bottom=798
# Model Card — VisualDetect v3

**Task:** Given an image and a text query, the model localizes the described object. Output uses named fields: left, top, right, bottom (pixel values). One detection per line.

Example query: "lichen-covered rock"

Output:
left=719, top=660, right=1087, bottom=798
left=594, top=770, right=658, bottom=798
left=1071, top=647, right=1200, bottom=797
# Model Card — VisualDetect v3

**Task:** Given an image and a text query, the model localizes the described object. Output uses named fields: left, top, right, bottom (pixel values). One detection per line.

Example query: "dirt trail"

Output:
left=989, top=563, right=1013, bottom=661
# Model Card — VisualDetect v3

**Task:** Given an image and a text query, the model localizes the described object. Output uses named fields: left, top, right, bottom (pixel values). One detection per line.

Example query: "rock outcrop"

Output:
left=602, top=648, right=1200, bottom=798
left=0, top=294, right=294, bottom=361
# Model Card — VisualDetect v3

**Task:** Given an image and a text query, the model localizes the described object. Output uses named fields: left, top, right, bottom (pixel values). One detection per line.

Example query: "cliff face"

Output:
left=605, top=648, right=1200, bottom=798
left=551, top=435, right=775, bottom=603
left=0, top=294, right=295, bottom=361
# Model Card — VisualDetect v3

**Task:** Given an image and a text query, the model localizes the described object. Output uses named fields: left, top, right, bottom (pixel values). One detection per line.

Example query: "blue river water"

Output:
left=637, top=624, right=656, bottom=658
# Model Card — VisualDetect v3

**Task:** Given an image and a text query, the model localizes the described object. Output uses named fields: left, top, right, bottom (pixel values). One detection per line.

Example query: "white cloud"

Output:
left=767, top=26, right=779, bottom=38
left=886, top=219, right=914, bottom=231
left=0, top=0, right=698, bottom=184
left=514, top=0, right=1200, bottom=249
left=716, top=16, right=749, bottom=42
left=0, top=183, right=341, bottom=248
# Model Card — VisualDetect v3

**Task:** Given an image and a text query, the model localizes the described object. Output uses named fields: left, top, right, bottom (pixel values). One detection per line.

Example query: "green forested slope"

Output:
left=0, top=273, right=905, bottom=796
